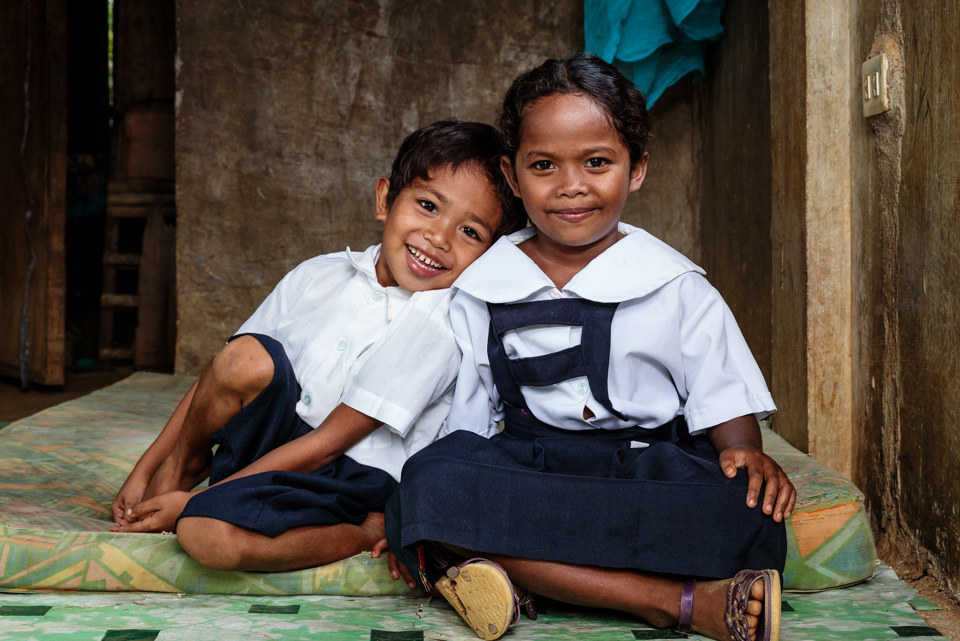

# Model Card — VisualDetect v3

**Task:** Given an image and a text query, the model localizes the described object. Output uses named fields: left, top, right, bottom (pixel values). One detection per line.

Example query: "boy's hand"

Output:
left=719, top=446, right=796, bottom=522
left=109, top=491, right=193, bottom=534
left=112, top=472, right=151, bottom=526
left=371, top=539, right=418, bottom=590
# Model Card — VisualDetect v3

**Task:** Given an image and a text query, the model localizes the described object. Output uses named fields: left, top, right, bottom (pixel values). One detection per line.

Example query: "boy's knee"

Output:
left=212, top=336, right=274, bottom=396
left=177, top=517, right=248, bottom=571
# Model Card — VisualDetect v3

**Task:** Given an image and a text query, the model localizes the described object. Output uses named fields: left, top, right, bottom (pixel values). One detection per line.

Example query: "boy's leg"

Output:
left=144, top=335, right=275, bottom=499
left=176, top=512, right=387, bottom=572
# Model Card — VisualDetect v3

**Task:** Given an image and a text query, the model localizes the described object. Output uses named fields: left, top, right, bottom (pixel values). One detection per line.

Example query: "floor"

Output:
left=0, top=565, right=951, bottom=641
left=0, top=367, right=133, bottom=425
left=1, top=371, right=959, bottom=641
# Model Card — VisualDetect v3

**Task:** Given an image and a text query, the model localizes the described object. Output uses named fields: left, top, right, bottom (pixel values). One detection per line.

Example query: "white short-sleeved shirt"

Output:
left=236, top=244, right=460, bottom=480
left=444, top=224, right=775, bottom=439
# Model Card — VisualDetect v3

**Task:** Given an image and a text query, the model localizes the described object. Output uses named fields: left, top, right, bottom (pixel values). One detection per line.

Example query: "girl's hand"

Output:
left=109, top=491, right=193, bottom=533
left=718, top=446, right=796, bottom=522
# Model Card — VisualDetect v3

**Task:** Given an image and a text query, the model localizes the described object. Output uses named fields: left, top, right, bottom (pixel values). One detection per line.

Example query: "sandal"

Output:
left=676, top=569, right=781, bottom=641
left=435, top=558, right=519, bottom=640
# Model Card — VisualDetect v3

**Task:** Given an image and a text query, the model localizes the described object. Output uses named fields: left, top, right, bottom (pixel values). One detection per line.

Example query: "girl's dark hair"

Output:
left=386, top=120, right=526, bottom=238
left=497, top=52, right=655, bottom=164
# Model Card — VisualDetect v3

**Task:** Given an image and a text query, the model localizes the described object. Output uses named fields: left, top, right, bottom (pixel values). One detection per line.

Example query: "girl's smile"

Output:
left=501, top=92, right=647, bottom=282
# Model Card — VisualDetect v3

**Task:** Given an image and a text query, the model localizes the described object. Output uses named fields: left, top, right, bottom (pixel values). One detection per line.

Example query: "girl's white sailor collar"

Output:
left=453, top=223, right=705, bottom=304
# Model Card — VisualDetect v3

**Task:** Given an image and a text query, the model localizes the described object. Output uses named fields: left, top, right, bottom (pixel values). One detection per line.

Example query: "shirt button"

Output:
left=336, top=339, right=347, bottom=351
left=372, top=290, right=385, bottom=301
left=302, top=394, right=311, bottom=406
left=577, top=381, right=589, bottom=396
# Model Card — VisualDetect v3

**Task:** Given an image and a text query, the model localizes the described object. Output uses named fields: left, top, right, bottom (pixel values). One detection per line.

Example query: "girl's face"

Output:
left=501, top=92, right=647, bottom=260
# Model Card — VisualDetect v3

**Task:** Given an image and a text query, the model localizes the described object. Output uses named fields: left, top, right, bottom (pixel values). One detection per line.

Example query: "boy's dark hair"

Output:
left=386, top=120, right=526, bottom=238
left=498, top=52, right=655, bottom=165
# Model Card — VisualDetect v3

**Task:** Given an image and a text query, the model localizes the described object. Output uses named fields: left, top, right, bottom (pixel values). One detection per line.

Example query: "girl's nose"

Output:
left=557, top=167, right=587, bottom=197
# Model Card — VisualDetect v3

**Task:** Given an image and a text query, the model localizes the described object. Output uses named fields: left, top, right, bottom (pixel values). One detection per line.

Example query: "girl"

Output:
left=383, top=53, right=796, bottom=641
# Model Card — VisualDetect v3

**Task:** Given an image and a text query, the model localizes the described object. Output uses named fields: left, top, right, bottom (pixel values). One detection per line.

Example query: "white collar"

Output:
left=347, top=244, right=413, bottom=315
left=454, top=223, right=704, bottom=303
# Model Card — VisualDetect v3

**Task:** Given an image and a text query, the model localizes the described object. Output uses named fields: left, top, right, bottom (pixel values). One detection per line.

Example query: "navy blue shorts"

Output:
left=178, top=333, right=397, bottom=537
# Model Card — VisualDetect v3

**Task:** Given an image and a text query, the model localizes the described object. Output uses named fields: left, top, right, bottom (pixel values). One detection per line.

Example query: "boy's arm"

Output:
left=216, top=403, right=381, bottom=483
left=708, top=415, right=796, bottom=523
left=111, top=379, right=199, bottom=525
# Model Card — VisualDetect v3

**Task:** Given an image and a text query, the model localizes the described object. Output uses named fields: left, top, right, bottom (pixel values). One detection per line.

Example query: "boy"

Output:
left=110, top=120, right=525, bottom=573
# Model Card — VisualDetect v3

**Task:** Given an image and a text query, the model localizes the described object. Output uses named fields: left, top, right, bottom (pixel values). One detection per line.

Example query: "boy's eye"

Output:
left=586, top=157, right=608, bottom=168
left=460, top=226, right=482, bottom=241
left=531, top=160, right=553, bottom=171
left=418, top=199, right=437, bottom=213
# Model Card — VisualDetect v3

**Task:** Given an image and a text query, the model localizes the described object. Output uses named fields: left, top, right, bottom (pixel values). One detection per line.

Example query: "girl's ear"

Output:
left=628, top=153, right=649, bottom=193
left=500, top=156, right=522, bottom=197
left=375, top=177, right=390, bottom=221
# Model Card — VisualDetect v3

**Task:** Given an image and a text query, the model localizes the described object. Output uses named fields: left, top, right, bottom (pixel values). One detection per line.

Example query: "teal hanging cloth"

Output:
left=584, top=0, right=727, bottom=106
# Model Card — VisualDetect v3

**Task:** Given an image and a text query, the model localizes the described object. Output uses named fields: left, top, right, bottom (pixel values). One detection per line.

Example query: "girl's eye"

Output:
left=531, top=160, right=553, bottom=171
left=418, top=200, right=437, bottom=213
left=586, top=157, right=608, bottom=169
left=461, top=226, right=481, bottom=241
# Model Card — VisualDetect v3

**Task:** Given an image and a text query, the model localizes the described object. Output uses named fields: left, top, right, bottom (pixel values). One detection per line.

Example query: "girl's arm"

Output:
left=708, top=415, right=796, bottom=522
left=118, top=403, right=382, bottom=533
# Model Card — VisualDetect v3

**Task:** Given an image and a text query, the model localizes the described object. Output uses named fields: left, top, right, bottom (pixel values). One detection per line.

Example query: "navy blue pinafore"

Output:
left=386, top=299, right=786, bottom=583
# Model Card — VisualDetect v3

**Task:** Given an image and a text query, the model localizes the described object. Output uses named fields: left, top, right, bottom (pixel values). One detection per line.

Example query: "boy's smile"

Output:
left=502, top=92, right=646, bottom=269
left=375, top=163, right=502, bottom=292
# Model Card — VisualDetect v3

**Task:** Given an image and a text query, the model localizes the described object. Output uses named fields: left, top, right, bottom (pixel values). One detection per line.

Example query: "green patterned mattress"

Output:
left=0, top=372, right=875, bottom=594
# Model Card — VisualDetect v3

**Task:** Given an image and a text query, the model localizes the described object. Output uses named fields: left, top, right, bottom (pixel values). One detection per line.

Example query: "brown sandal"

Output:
left=725, top=569, right=781, bottom=641
left=435, top=558, right=519, bottom=640
left=676, top=569, right=781, bottom=641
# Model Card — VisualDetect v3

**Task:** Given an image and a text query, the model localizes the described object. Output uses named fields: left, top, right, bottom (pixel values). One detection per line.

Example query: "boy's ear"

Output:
left=628, top=153, right=649, bottom=193
left=500, top=156, right=522, bottom=197
left=375, top=177, right=390, bottom=221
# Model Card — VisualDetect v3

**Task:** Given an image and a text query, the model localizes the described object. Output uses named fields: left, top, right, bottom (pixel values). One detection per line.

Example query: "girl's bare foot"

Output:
left=681, top=570, right=778, bottom=641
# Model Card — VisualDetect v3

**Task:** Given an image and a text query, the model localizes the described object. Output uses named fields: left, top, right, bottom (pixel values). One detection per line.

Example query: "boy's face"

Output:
left=375, top=163, right=502, bottom=292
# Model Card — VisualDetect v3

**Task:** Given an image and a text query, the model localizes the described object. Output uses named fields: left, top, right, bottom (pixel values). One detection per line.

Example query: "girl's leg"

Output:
left=432, top=545, right=766, bottom=641
left=176, top=512, right=386, bottom=572
left=492, top=556, right=765, bottom=641
left=145, top=335, right=274, bottom=498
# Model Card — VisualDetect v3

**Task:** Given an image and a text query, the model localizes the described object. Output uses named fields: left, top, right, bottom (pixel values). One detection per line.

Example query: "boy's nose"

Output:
left=424, top=222, right=452, bottom=250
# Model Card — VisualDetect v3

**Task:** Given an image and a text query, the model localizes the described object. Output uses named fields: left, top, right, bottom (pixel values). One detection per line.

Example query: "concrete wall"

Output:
left=174, top=0, right=583, bottom=372
left=174, top=0, right=700, bottom=374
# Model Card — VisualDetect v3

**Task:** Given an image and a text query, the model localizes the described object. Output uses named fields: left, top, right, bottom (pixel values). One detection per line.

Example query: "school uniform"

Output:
left=179, top=244, right=460, bottom=536
left=386, top=224, right=786, bottom=582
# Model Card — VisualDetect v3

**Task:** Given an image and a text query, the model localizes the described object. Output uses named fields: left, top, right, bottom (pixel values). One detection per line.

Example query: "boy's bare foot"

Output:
left=358, top=511, right=386, bottom=549
left=140, top=446, right=211, bottom=503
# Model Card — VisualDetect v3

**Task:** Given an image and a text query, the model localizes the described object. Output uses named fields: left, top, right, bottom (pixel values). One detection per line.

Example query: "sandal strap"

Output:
left=725, top=570, right=774, bottom=641
left=677, top=579, right=696, bottom=634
